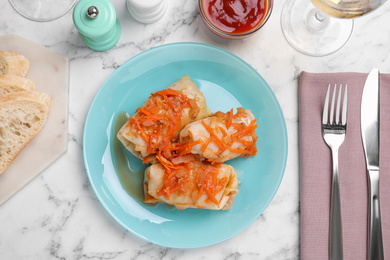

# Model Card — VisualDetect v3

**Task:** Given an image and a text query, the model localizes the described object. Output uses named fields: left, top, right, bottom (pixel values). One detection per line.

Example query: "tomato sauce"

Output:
left=202, top=0, right=269, bottom=34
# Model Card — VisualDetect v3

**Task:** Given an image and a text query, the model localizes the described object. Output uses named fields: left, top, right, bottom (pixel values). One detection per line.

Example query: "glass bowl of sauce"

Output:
left=199, top=0, right=273, bottom=39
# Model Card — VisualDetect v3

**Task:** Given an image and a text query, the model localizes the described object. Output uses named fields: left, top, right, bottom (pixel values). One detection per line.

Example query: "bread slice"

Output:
left=0, top=75, right=35, bottom=95
left=0, top=91, right=51, bottom=174
left=0, top=51, right=30, bottom=77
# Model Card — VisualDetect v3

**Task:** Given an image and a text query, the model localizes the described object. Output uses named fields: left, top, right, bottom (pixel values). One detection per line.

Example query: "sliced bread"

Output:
left=0, top=75, right=35, bottom=95
left=0, top=91, right=51, bottom=174
left=0, top=51, right=30, bottom=77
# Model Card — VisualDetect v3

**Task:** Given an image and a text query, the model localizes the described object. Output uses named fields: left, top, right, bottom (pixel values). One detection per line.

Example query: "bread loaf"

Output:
left=0, top=75, right=35, bottom=95
left=0, top=91, right=51, bottom=174
left=0, top=51, right=30, bottom=77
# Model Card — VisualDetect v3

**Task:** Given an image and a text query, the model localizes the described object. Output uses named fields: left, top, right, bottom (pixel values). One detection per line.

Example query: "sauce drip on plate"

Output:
left=202, top=0, right=269, bottom=34
left=113, top=112, right=145, bottom=203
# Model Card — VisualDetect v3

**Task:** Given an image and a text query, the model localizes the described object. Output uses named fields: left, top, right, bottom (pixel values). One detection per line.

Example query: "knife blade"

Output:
left=361, top=68, right=384, bottom=260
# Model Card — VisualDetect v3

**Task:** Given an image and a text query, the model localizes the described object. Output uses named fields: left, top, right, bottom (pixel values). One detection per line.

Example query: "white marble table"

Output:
left=1, top=0, right=389, bottom=259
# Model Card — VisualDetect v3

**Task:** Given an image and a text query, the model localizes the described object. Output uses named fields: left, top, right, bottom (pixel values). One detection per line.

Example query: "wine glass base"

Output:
left=9, top=0, right=77, bottom=22
left=281, top=0, right=354, bottom=57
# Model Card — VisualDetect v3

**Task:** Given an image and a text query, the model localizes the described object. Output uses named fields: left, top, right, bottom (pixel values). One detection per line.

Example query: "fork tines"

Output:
left=322, top=84, right=348, bottom=126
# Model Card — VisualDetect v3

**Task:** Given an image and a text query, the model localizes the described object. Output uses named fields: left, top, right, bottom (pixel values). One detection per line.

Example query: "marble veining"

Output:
left=1, top=0, right=390, bottom=259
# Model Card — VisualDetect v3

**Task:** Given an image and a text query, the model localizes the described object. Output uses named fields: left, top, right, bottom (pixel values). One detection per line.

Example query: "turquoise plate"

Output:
left=83, top=42, right=287, bottom=248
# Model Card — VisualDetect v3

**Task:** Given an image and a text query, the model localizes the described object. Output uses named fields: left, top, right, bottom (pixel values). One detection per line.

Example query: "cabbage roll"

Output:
left=179, top=108, right=258, bottom=163
left=117, top=75, right=211, bottom=160
left=144, top=160, right=238, bottom=210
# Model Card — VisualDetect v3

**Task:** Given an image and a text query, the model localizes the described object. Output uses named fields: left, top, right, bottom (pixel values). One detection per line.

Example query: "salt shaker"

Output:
left=126, top=0, right=167, bottom=24
left=73, top=0, right=121, bottom=51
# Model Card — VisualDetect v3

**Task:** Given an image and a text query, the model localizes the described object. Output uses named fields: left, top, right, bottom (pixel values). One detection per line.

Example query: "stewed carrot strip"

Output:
left=142, top=157, right=153, bottom=164
left=176, top=139, right=202, bottom=156
left=201, top=137, right=211, bottom=153
left=131, top=118, right=149, bottom=144
left=204, top=186, right=219, bottom=205
left=226, top=108, right=233, bottom=129
left=229, top=148, right=250, bottom=154
left=201, top=121, right=227, bottom=151
left=198, top=185, right=204, bottom=198
left=231, top=119, right=257, bottom=139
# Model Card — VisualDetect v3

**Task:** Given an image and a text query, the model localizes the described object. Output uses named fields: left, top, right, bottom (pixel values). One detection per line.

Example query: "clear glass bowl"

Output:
left=9, top=0, right=77, bottom=22
left=198, top=0, right=273, bottom=40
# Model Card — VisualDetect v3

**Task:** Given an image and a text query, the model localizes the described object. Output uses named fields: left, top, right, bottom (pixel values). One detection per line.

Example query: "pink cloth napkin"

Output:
left=299, top=71, right=390, bottom=259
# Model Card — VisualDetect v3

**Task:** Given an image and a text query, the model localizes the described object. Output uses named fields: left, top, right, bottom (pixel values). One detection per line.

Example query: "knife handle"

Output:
left=367, top=170, right=384, bottom=260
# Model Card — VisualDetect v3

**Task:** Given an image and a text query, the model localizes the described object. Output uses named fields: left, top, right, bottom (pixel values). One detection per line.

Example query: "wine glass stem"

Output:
left=306, top=9, right=330, bottom=32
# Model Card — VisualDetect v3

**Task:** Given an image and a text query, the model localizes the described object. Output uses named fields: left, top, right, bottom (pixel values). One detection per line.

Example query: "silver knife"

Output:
left=361, top=68, right=384, bottom=260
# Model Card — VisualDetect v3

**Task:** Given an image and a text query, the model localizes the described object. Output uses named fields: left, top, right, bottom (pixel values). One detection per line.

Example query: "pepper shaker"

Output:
left=126, top=0, right=167, bottom=24
left=73, top=0, right=121, bottom=51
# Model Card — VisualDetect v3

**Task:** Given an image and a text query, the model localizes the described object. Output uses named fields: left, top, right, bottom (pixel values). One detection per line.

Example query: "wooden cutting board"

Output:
left=0, top=34, right=69, bottom=205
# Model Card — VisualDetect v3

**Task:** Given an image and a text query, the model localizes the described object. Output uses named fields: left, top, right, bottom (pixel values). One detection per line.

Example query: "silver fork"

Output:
left=322, top=83, right=348, bottom=260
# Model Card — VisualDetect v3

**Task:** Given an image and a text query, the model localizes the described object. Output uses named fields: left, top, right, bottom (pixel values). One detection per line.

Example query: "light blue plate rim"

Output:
left=83, top=42, right=288, bottom=248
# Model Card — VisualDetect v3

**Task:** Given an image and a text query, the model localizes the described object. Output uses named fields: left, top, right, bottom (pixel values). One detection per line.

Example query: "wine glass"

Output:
left=281, top=0, right=387, bottom=56
left=9, top=0, right=77, bottom=22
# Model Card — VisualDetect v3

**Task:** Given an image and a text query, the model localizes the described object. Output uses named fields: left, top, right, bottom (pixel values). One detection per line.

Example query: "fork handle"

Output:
left=330, top=147, right=343, bottom=260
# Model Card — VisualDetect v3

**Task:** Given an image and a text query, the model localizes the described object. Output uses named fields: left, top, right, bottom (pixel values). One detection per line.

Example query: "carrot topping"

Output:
left=218, top=125, right=228, bottom=137
left=226, top=108, right=233, bottom=129
left=127, top=87, right=201, bottom=158
left=229, top=148, right=250, bottom=154
left=201, top=137, right=211, bottom=153
left=231, top=119, right=257, bottom=139
left=204, top=187, right=219, bottom=205
left=131, top=118, right=149, bottom=144
left=197, top=185, right=204, bottom=198
left=201, top=121, right=227, bottom=151
left=153, top=159, right=229, bottom=206
left=142, top=157, right=153, bottom=164
left=176, top=139, right=202, bottom=157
